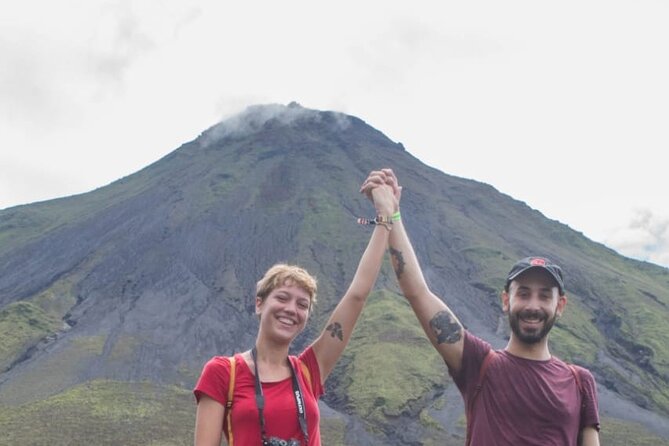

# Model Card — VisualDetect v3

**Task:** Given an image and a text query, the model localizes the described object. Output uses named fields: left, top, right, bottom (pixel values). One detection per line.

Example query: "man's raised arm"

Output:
left=361, top=169, right=465, bottom=373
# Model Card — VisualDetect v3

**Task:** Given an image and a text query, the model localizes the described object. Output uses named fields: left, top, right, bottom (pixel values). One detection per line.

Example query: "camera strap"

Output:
left=251, top=347, right=309, bottom=445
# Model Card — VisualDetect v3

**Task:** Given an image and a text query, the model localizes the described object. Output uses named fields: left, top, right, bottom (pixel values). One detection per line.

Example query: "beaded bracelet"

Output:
left=357, top=214, right=398, bottom=231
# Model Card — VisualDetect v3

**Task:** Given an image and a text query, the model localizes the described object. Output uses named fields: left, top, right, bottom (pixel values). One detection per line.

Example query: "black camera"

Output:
left=263, top=437, right=300, bottom=446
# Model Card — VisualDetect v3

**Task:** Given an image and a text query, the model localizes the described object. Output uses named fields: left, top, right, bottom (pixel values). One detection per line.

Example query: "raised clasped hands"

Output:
left=360, top=168, right=401, bottom=216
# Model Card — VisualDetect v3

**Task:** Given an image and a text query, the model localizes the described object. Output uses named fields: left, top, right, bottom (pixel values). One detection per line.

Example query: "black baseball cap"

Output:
left=505, top=257, right=565, bottom=295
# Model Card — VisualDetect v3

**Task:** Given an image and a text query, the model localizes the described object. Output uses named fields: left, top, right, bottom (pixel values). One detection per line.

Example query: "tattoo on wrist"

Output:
left=389, top=247, right=406, bottom=279
left=429, top=311, right=462, bottom=344
left=326, top=322, right=344, bottom=341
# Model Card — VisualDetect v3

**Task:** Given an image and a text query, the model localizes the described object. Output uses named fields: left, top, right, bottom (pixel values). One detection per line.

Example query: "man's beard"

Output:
left=508, top=309, right=558, bottom=344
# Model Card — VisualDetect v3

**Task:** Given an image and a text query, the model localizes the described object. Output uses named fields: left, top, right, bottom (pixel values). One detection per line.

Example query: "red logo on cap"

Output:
left=530, top=258, right=546, bottom=266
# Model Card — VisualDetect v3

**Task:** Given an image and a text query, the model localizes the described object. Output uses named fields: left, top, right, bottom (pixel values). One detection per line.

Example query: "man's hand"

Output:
left=380, top=168, right=402, bottom=203
left=360, top=168, right=402, bottom=207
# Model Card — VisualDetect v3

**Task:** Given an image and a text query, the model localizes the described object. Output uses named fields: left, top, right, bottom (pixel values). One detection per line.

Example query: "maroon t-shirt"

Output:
left=450, top=331, right=600, bottom=446
left=194, top=346, right=324, bottom=445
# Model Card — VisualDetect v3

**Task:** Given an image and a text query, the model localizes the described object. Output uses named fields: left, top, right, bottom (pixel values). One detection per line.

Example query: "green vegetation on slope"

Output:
left=0, top=301, right=60, bottom=371
left=340, top=290, right=445, bottom=427
left=0, top=380, right=195, bottom=446
left=549, top=296, right=605, bottom=364
left=0, top=336, right=105, bottom=405
left=0, top=378, right=387, bottom=446
left=600, top=417, right=669, bottom=446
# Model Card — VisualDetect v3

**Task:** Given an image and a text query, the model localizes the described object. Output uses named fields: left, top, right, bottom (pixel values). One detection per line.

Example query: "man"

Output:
left=361, top=169, right=600, bottom=446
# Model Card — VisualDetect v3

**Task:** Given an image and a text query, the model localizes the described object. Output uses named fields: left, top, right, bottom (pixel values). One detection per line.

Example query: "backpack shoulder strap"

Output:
left=567, top=363, right=586, bottom=410
left=226, top=355, right=237, bottom=446
left=567, top=364, right=582, bottom=388
left=297, top=358, right=313, bottom=393
left=466, top=349, right=497, bottom=446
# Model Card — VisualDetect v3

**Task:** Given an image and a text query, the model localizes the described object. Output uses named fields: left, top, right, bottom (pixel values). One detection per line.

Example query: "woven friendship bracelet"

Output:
left=357, top=215, right=393, bottom=231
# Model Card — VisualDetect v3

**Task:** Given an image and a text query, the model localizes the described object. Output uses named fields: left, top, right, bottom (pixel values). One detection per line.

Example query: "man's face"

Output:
left=503, top=268, right=567, bottom=344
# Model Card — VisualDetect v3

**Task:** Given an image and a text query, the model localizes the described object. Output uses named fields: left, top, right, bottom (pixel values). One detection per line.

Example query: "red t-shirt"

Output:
left=450, top=331, right=600, bottom=446
left=194, top=346, right=324, bottom=445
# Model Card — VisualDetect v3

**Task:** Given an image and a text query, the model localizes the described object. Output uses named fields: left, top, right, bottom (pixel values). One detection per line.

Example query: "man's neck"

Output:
left=504, top=335, right=551, bottom=361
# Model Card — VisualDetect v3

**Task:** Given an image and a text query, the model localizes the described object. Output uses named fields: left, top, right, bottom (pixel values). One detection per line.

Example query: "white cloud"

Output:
left=0, top=0, right=198, bottom=131
left=606, top=209, right=669, bottom=268
left=204, top=103, right=350, bottom=144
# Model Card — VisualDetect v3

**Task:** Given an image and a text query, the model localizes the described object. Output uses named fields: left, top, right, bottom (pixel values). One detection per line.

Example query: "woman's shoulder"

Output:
left=294, top=345, right=318, bottom=370
left=201, top=353, right=249, bottom=377
left=194, top=354, right=242, bottom=405
left=204, top=355, right=233, bottom=368
left=293, top=346, right=324, bottom=397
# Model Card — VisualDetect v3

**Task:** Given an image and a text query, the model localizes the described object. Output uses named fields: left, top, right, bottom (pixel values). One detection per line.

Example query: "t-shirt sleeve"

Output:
left=298, top=346, right=324, bottom=399
left=577, top=366, right=601, bottom=431
left=448, top=330, right=492, bottom=394
left=193, top=356, right=231, bottom=407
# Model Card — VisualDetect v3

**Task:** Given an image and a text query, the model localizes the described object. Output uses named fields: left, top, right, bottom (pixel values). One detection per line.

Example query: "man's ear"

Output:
left=501, top=290, right=510, bottom=313
left=556, top=293, right=567, bottom=317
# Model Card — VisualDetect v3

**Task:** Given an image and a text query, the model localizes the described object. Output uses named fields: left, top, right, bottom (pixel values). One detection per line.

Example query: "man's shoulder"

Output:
left=567, top=363, right=597, bottom=386
left=550, top=356, right=595, bottom=375
left=463, top=330, right=493, bottom=352
left=546, top=356, right=598, bottom=392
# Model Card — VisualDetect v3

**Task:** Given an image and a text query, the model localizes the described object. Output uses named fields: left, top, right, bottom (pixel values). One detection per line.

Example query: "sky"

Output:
left=1, top=0, right=667, bottom=267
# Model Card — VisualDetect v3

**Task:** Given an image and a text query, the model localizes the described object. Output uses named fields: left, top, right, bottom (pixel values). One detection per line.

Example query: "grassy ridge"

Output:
left=0, top=380, right=666, bottom=445
left=0, top=336, right=105, bottom=405
left=600, top=417, right=669, bottom=446
left=0, top=380, right=195, bottom=446
left=341, top=290, right=445, bottom=427
left=549, top=297, right=604, bottom=364
left=0, top=379, right=371, bottom=446
left=0, top=301, right=60, bottom=371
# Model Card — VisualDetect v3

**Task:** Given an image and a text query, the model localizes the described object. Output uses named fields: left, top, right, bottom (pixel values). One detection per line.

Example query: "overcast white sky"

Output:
left=1, top=0, right=667, bottom=267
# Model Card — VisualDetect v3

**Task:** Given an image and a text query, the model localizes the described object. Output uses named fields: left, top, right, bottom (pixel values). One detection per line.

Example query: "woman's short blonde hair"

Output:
left=256, top=264, right=318, bottom=305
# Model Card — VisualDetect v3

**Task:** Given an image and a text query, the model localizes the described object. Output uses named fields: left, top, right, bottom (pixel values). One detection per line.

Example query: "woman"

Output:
left=194, top=183, right=397, bottom=445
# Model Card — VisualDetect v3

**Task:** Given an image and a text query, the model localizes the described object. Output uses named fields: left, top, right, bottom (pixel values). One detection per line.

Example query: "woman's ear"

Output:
left=255, top=296, right=263, bottom=317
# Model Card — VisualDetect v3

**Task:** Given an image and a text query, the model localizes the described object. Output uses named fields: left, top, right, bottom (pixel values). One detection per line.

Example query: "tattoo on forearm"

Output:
left=326, top=322, right=344, bottom=341
left=429, top=311, right=462, bottom=344
left=389, top=247, right=406, bottom=279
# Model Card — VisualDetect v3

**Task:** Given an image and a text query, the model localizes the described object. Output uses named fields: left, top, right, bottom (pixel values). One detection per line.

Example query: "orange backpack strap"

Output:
left=298, top=359, right=313, bottom=393
left=226, top=355, right=236, bottom=446
left=466, top=349, right=497, bottom=446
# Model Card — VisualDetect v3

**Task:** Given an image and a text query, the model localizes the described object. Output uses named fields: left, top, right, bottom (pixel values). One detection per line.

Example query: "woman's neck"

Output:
left=254, top=340, right=290, bottom=366
left=247, top=334, right=293, bottom=382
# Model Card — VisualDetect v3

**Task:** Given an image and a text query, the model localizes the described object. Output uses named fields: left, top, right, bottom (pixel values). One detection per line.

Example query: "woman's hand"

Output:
left=360, top=168, right=402, bottom=211
left=370, top=184, right=396, bottom=217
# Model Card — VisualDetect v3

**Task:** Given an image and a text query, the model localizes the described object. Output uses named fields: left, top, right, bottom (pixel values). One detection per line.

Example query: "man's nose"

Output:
left=525, top=294, right=542, bottom=310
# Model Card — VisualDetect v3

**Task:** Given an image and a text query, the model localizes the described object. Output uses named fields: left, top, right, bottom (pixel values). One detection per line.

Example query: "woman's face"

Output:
left=256, top=281, right=311, bottom=343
